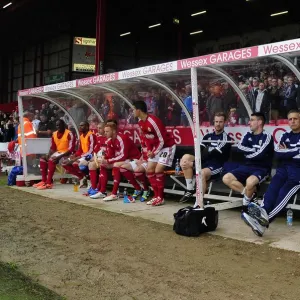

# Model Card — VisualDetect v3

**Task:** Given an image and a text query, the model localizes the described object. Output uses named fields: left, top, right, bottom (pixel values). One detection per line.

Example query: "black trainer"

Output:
left=179, top=189, right=196, bottom=203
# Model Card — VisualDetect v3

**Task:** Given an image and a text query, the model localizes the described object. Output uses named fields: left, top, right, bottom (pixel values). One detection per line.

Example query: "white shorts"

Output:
left=148, top=145, right=176, bottom=167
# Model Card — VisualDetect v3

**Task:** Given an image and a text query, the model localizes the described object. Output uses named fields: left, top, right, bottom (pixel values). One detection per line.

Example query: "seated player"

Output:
left=63, top=121, right=97, bottom=187
left=90, top=123, right=140, bottom=201
left=118, top=132, right=150, bottom=202
left=179, top=112, right=232, bottom=203
left=86, top=122, right=107, bottom=196
left=222, top=113, right=274, bottom=212
left=133, top=100, right=176, bottom=206
left=33, top=119, right=75, bottom=189
left=242, top=110, right=300, bottom=237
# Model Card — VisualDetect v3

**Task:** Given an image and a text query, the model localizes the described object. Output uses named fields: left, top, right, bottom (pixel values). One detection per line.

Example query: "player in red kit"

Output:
left=90, top=123, right=140, bottom=201
left=133, top=100, right=176, bottom=206
left=118, top=132, right=150, bottom=202
left=86, top=122, right=107, bottom=196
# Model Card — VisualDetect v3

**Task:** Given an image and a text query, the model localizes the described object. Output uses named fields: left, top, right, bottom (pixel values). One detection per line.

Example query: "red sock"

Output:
left=156, top=173, right=165, bottom=199
left=100, top=167, right=108, bottom=193
left=134, top=172, right=148, bottom=190
left=112, top=167, right=121, bottom=195
left=89, top=170, right=98, bottom=189
left=147, top=172, right=157, bottom=198
left=121, top=168, right=141, bottom=190
left=47, top=160, right=56, bottom=185
left=40, top=159, right=48, bottom=182
left=63, top=163, right=84, bottom=179
left=96, top=169, right=102, bottom=190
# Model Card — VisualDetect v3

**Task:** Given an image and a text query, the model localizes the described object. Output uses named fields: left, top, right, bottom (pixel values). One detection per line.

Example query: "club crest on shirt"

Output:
left=148, top=127, right=151, bottom=132
left=259, top=140, right=262, bottom=146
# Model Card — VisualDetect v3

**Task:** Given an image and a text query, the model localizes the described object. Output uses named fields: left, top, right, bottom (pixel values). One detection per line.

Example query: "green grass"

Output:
left=0, top=262, right=64, bottom=300
left=0, top=176, right=7, bottom=186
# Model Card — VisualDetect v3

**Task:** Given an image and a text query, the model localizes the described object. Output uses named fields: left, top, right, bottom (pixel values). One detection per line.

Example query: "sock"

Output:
left=39, top=159, right=48, bottom=183
left=185, top=178, right=194, bottom=191
left=147, top=172, right=157, bottom=198
left=156, top=172, right=165, bottom=199
left=100, top=167, right=108, bottom=193
left=121, top=168, right=141, bottom=190
left=243, top=195, right=251, bottom=206
left=96, top=169, right=102, bottom=190
left=89, top=170, right=98, bottom=189
left=112, top=167, right=121, bottom=195
left=63, top=163, right=84, bottom=180
left=134, top=172, right=148, bottom=190
left=46, top=160, right=56, bottom=185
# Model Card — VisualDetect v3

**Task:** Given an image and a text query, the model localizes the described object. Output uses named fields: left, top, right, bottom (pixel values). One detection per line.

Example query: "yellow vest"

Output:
left=53, top=129, right=70, bottom=153
left=80, top=131, right=93, bottom=153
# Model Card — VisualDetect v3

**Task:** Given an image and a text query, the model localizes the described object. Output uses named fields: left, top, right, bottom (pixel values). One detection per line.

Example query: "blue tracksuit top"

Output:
left=237, top=130, right=274, bottom=170
left=275, top=131, right=300, bottom=168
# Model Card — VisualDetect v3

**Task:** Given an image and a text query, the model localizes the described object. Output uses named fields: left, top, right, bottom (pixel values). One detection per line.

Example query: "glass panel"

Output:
left=20, top=96, right=76, bottom=178
left=44, top=92, right=103, bottom=129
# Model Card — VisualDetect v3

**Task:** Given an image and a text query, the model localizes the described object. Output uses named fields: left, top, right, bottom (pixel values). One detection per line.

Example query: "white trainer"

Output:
left=103, top=194, right=119, bottom=202
left=89, top=192, right=107, bottom=199
left=146, top=198, right=157, bottom=205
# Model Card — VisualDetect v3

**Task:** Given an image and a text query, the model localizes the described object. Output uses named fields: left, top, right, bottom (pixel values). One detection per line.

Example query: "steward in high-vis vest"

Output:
left=17, top=111, right=37, bottom=155
left=63, top=121, right=97, bottom=187
left=33, top=119, right=75, bottom=190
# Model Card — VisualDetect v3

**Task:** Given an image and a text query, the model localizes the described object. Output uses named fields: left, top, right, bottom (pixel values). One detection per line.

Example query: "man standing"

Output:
left=223, top=113, right=274, bottom=212
left=17, top=111, right=37, bottom=155
left=181, top=85, right=192, bottom=126
left=242, top=110, right=300, bottom=237
left=268, top=78, right=281, bottom=123
left=283, top=77, right=298, bottom=115
left=133, top=100, right=176, bottom=206
left=179, top=112, right=232, bottom=203
left=206, top=86, right=224, bottom=125
left=33, top=119, right=75, bottom=190
left=252, top=82, right=270, bottom=123
left=37, top=114, right=55, bottom=138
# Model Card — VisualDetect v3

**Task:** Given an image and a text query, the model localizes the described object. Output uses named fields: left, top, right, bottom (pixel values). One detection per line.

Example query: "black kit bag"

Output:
left=173, top=206, right=219, bottom=237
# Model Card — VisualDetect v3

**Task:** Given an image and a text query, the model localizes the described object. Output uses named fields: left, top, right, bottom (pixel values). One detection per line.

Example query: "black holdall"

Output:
left=173, top=206, right=219, bottom=237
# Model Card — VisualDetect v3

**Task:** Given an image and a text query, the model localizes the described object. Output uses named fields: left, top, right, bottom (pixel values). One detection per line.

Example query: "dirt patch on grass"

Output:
left=0, top=187, right=300, bottom=300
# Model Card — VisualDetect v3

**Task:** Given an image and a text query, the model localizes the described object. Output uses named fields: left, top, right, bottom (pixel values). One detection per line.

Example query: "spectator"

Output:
left=32, top=114, right=41, bottom=130
left=144, top=91, right=158, bottom=116
left=181, top=85, right=192, bottom=126
left=283, top=77, right=298, bottom=115
left=253, top=82, right=270, bottom=123
left=222, top=82, right=236, bottom=114
left=206, top=85, right=224, bottom=125
left=268, top=78, right=281, bottom=123
left=37, top=114, right=55, bottom=138
left=13, top=118, right=19, bottom=141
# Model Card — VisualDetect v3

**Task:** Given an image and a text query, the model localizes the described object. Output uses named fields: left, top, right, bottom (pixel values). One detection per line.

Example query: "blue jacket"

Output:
left=275, top=131, right=300, bottom=167
left=201, top=131, right=232, bottom=165
left=181, top=95, right=192, bottom=116
left=237, top=130, right=274, bottom=170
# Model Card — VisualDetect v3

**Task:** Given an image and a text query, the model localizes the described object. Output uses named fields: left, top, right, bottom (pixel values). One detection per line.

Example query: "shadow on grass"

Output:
left=0, top=262, right=64, bottom=300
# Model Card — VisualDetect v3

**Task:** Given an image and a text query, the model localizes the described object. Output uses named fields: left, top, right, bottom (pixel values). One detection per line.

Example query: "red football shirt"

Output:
left=105, top=133, right=141, bottom=164
left=138, top=114, right=175, bottom=155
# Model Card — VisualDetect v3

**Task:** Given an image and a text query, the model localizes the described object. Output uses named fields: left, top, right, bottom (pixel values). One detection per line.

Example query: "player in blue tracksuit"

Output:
left=179, top=112, right=232, bottom=203
left=223, top=113, right=274, bottom=212
left=242, top=110, right=300, bottom=236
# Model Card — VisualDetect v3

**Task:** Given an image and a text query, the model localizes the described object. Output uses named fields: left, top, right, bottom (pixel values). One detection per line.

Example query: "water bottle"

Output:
left=123, top=188, right=128, bottom=203
left=287, top=208, right=293, bottom=226
left=175, top=159, right=181, bottom=176
left=117, top=189, right=120, bottom=198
